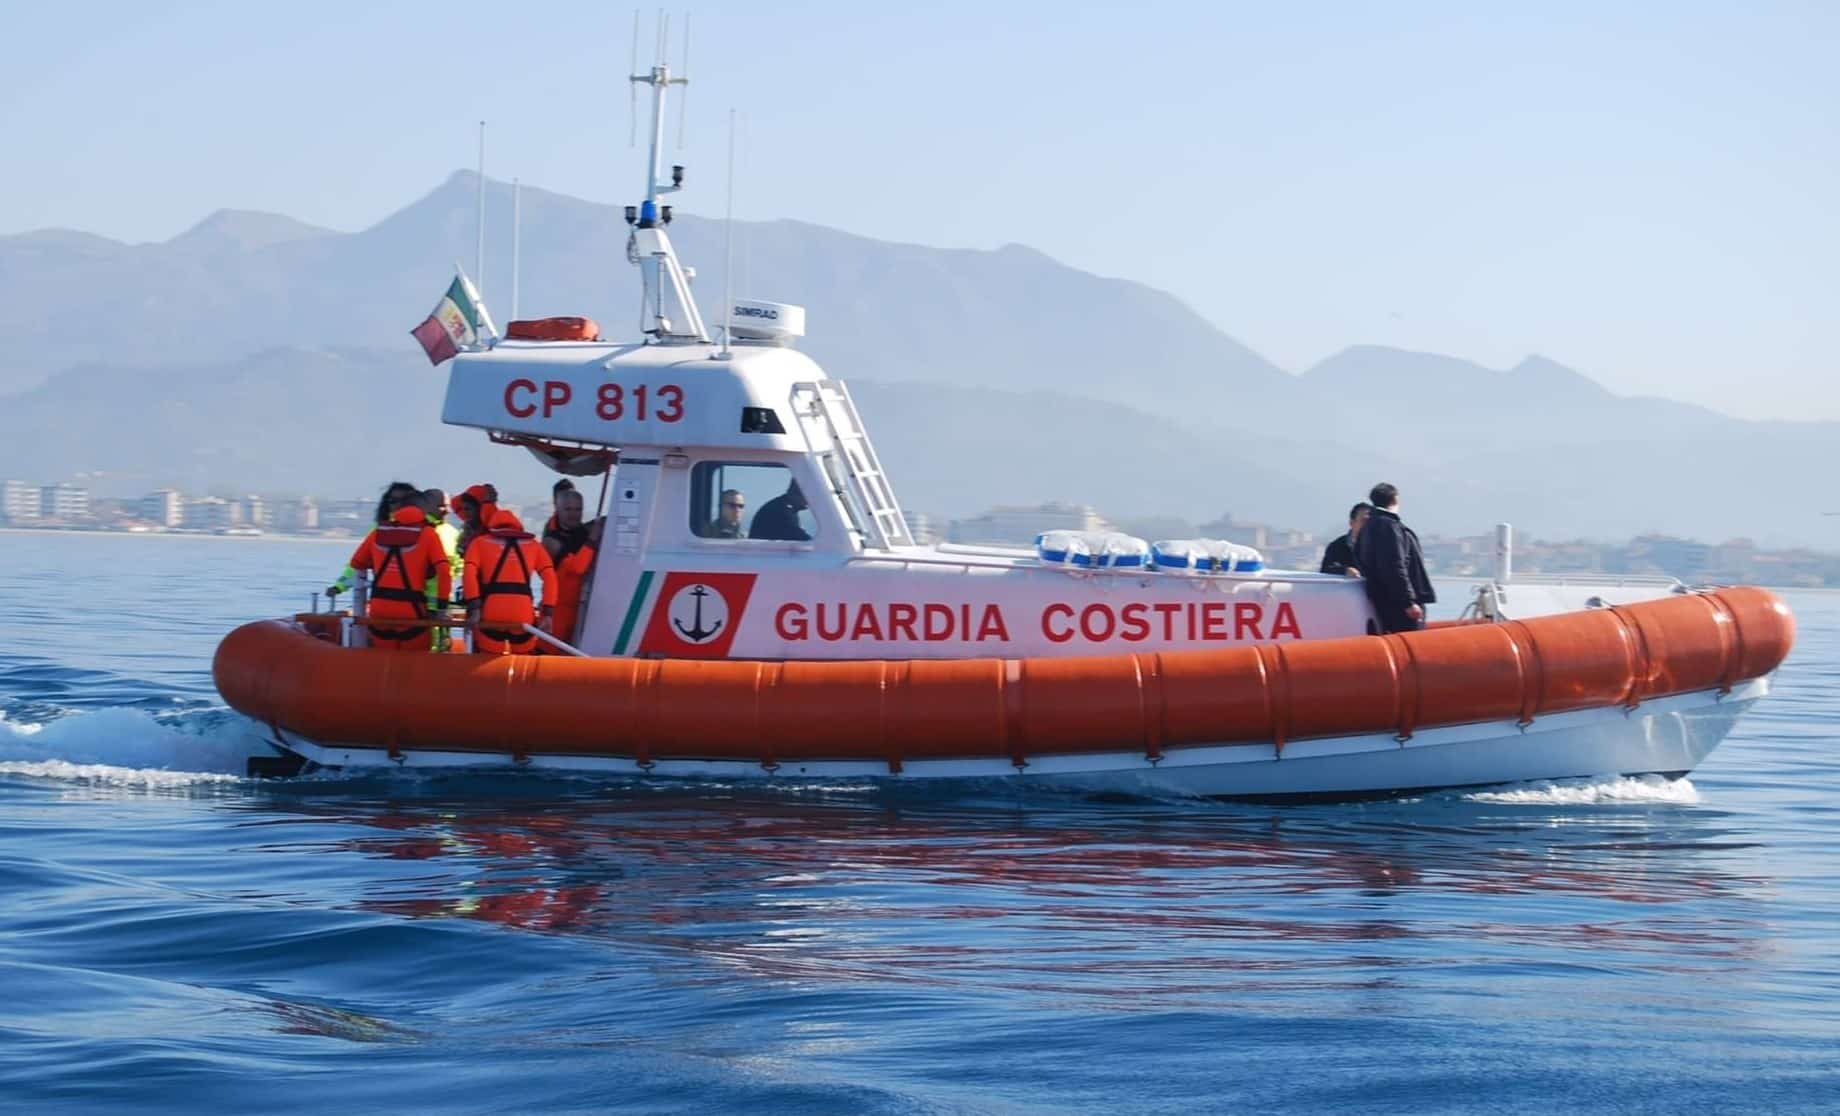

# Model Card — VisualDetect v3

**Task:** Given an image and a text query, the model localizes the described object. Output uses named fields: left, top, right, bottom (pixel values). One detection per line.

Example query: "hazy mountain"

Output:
left=0, top=172, right=1299, bottom=428
left=0, top=348, right=476, bottom=497
left=1300, top=345, right=1736, bottom=454
left=1, top=173, right=1835, bottom=546
left=167, top=209, right=336, bottom=255
left=853, top=381, right=1412, bottom=535
left=3, top=342, right=1830, bottom=546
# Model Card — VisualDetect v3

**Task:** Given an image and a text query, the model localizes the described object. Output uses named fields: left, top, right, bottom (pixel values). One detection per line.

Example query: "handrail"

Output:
left=337, top=614, right=580, bottom=654
left=347, top=615, right=471, bottom=630
left=522, top=624, right=589, bottom=657
left=1493, top=573, right=1683, bottom=589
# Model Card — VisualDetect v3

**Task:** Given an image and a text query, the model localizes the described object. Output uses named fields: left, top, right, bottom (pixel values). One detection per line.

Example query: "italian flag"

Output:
left=410, top=274, right=493, bottom=365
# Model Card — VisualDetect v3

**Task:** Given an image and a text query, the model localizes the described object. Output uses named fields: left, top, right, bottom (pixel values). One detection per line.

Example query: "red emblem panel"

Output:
left=636, top=572, right=758, bottom=658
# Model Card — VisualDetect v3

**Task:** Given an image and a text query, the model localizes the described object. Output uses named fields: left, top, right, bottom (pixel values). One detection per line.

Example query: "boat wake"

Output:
left=1459, top=773, right=1701, bottom=806
left=0, top=706, right=266, bottom=786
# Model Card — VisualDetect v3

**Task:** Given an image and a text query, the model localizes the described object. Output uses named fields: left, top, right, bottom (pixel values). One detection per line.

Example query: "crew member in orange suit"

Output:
left=463, top=508, right=555, bottom=655
left=451, top=482, right=500, bottom=564
left=348, top=502, right=453, bottom=653
left=544, top=518, right=602, bottom=651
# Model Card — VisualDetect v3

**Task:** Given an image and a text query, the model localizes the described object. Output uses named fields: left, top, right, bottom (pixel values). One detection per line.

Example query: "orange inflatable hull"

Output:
left=214, top=587, right=1794, bottom=769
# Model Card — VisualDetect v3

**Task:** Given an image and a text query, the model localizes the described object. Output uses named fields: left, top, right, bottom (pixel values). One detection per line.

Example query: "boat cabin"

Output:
left=438, top=320, right=1378, bottom=661
left=424, top=56, right=1377, bottom=662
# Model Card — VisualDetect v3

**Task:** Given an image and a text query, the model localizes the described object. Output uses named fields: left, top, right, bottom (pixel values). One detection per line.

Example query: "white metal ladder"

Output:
left=794, top=380, right=914, bottom=549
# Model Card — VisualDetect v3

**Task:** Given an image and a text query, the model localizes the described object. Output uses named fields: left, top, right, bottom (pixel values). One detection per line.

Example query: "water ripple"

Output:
left=0, top=536, right=1836, bottom=1113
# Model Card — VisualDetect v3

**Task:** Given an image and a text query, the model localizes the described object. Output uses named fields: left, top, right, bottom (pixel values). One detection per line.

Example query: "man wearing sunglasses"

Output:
left=703, top=489, right=746, bottom=539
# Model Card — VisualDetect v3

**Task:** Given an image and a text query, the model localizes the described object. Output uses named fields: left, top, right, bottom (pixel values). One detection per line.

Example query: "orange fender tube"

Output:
left=213, top=587, right=1795, bottom=765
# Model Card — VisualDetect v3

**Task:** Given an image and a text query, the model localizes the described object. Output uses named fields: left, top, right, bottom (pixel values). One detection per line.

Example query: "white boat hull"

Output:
left=268, top=678, right=1766, bottom=800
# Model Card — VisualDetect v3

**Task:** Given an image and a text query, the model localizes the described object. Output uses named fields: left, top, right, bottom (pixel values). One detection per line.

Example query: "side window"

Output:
left=689, top=461, right=816, bottom=542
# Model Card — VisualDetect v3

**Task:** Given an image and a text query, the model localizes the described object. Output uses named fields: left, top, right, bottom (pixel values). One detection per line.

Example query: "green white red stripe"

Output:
left=410, top=273, right=491, bottom=365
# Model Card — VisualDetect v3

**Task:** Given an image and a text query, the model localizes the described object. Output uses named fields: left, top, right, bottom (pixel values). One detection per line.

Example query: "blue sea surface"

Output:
left=1, top=531, right=1836, bottom=1114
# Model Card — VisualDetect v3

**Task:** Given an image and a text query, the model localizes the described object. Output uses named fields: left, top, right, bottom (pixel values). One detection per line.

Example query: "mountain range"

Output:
left=2, top=172, right=1833, bottom=547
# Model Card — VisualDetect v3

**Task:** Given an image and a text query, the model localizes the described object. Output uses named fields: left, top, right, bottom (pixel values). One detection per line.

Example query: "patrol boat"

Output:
left=213, top=57, right=1796, bottom=798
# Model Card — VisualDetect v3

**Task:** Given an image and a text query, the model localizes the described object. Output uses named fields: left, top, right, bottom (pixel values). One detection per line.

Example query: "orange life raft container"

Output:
left=505, top=316, right=601, bottom=342
left=214, top=587, right=1793, bottom=769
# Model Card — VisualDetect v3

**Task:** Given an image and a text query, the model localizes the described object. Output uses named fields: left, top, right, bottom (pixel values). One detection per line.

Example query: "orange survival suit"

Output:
left=463, top=509, right=555, bottom=654
left=452, top=483, right=500, bottom=566
left=348, top=506, right=453, bottom=653
left=543, top=539, right=597, bottom=651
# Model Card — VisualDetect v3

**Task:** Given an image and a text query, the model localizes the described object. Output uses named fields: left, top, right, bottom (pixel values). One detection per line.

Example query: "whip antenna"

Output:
left=740, top=111, right=750, bottom=296
left=511, top=178, right=522, bottom=321
left=628, top=10, right=640, bottom=146
left=677, top=13, right=691, bottom=149
left=475, top=121, right=486, bottom=300
left=720, top=106, right=735, bottom=358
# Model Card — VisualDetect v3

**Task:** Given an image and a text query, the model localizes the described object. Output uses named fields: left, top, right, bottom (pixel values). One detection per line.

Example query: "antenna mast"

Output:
left=719, top=107, right=736, bottom=359
left=624, top=14, right=708, bottom=343
left=475, top=121, right=487, bottom=300
left=677, top=14, right=691, bottom=149
left=511, top=178, right=522, bottom=321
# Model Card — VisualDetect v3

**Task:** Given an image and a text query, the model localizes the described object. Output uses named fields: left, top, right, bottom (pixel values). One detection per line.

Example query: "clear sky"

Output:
left=3, top=1, right=1834, bottom=420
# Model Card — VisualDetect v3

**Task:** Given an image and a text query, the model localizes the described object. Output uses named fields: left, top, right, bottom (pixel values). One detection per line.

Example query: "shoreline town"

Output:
left=4, top=479, right=1836, bottom=588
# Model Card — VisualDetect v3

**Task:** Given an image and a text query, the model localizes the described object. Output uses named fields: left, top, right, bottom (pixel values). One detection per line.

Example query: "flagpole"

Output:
left=475, top=121, right=487, bottom=302
left=511, top=178, right=521, bottom=322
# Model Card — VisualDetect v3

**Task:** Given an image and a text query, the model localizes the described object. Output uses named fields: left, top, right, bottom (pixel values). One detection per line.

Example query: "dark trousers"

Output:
left=1374, top=602, right=1425, bottom=635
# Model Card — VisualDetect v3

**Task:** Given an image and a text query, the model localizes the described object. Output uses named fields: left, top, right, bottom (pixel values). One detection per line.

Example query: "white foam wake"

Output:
left=0, top=707, right=266, bottom=784
left=1462, top=773, right=1701, bottom=806
left=0, top=758, right=243, bottom=788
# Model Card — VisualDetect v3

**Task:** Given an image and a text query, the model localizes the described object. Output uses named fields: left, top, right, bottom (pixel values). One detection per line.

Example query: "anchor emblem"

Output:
left=669, top=583, right=728, bottom=643
left=638, top=571, right=756, bottom=657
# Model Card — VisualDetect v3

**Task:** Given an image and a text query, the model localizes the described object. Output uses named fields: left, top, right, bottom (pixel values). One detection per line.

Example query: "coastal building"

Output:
left=245, top=495, right=269, bottom=530
left=183, top=497, right=244, bottom=532
left=1629, top=535, right=1712, bottom=579
left=1196, top=514, right=1267, bottom=550
left=39, top=483, right=90, bottom=521
left=1, top=480, right=39, bottom=522
left=950, top=503, right=1112, bottom=546
left=139, top=489, right=183, bottom=528
left=317, top=499, right=372, bottom=535
left=902, top=511, right=938, bottom=546
left=270, top=498, right=319, bottom=534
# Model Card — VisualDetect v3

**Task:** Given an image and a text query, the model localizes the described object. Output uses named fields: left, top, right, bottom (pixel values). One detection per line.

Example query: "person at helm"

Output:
left=749, top=478, right=811, bottom=542
left=345, top=490, right=452, bottom=653
left=463, top=508, right=555, bottom=655
left=701, top=489, right=746, bottom=539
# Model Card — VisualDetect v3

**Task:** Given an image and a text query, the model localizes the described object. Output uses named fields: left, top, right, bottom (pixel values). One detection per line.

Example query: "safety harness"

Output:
left=477, top=534, right=536, bottom=646
left=368, top=524, right=430, bottom=641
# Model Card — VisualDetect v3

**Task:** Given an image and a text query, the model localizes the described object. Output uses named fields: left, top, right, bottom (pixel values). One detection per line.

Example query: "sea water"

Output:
left=1, top=532, right=1836, bottom=1114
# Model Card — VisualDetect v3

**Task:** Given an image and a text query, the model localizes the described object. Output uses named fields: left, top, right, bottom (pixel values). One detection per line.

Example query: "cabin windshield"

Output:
left=689, top=461, right=816, bottom=542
